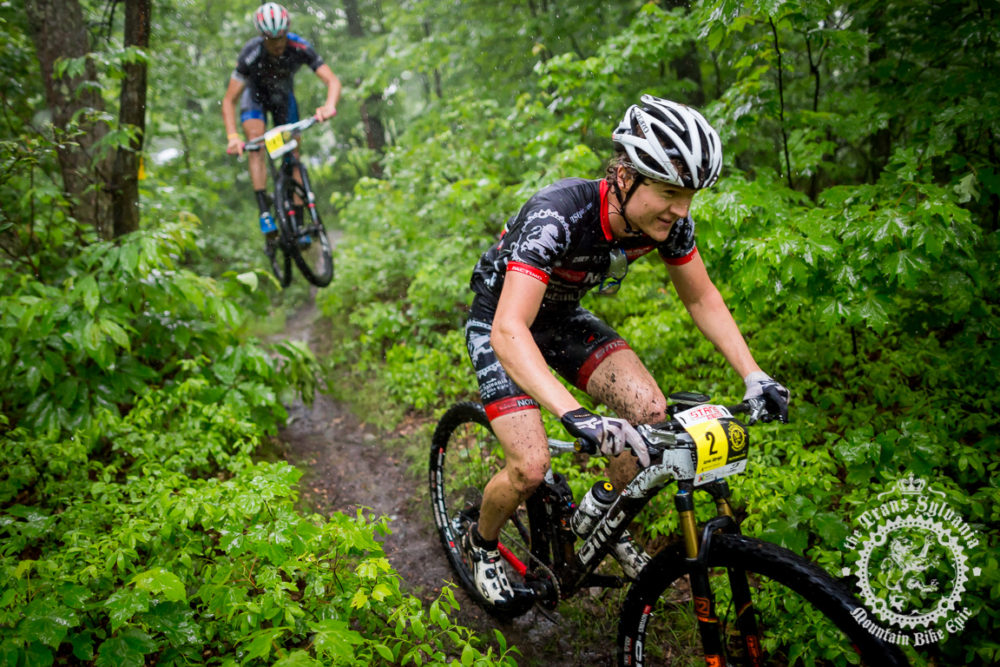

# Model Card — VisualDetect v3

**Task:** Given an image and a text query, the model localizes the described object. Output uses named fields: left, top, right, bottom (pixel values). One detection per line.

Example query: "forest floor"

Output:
left=273, top=291, right=622, bottom=666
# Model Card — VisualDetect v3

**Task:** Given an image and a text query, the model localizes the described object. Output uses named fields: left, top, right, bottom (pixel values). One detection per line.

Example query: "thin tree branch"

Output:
left=769, top=16, right=793, bottom=189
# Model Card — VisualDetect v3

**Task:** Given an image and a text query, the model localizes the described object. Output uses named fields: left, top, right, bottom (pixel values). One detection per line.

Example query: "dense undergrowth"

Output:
left=0, top=215, right=516, bottom=666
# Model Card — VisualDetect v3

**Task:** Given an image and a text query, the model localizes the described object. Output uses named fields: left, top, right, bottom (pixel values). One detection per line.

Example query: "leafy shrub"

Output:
left=0, top=221, right=514, bottom=666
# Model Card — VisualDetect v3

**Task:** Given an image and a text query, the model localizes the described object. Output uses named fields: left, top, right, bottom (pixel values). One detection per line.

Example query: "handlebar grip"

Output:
left=573, top=438, right=598, bottom=455
left=729, top=398, right=770, bottom=424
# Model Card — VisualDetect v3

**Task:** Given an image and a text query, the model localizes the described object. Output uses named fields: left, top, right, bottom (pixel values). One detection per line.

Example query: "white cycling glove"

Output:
left=743, top=371, right=790, bottom=423
left=560, top=408, right=650, bottom=467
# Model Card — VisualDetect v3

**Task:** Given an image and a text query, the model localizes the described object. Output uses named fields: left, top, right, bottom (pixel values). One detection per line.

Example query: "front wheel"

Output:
left=278, top=168, right=333, bottom=287
left=428, top=402, right=542, bottom=620
left=617, top=534, right=909, bottom=666
left=266, top=203, right=293, bottom=288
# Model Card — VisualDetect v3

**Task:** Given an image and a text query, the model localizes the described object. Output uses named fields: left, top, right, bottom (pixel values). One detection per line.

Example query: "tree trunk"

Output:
left=866, top=5, right=891, bottom=180
left=111, top=0, right=151, bottom=238
left=25, top=0, right=114, bottom=238
left=342, top=0, right=386, bottom=177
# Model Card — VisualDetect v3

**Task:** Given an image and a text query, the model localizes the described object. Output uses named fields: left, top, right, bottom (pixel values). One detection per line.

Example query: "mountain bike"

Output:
left=244, top=117, right=334, bottom=288
left=428, top=392, right=909, bottom=666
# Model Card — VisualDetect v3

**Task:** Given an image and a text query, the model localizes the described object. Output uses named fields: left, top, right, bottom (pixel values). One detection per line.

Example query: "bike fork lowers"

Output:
left=677, top=480, right=764, bottom=667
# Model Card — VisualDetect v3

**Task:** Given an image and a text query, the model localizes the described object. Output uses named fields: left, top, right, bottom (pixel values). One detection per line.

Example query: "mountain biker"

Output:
left=461, top=95, right=790, bottom=606
left=221, top=2, right=341, bottom=239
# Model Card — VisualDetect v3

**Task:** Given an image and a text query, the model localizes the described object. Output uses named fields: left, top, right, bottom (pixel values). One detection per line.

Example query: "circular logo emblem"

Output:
left=842, top=474, right=980, bottom=648
left=724, top=420, right=747, bottom=453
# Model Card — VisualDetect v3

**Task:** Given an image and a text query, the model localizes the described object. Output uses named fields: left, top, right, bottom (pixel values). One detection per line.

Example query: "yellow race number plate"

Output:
left=674, top=404, right=749, bottom=485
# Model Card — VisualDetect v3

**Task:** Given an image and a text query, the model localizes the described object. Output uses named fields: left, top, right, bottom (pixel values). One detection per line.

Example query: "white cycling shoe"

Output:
left=461, top=524, right=515, bottom=606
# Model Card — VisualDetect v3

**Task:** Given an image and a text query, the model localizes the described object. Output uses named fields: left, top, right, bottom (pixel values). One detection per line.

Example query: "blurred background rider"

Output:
left=222, top=2, right=341, bottom=240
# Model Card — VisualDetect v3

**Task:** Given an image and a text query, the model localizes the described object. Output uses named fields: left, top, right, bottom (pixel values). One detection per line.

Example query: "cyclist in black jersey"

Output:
left=221, top=3, right=341, bottom=237
left=461, top=95, right=791, bottom=606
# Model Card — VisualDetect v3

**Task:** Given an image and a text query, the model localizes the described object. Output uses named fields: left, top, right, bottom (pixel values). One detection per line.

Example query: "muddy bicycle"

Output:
left=429, top=392, right=908, bottom=666
left=244, top=117, right=334, bottom=288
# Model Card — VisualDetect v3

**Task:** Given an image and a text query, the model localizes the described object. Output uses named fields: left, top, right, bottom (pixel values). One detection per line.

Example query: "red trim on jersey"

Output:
left=507, top=261, right=549, bottom=284
left=600, top=180, right=613, bottom=241
left=626, top=245, right=655, bottom=261
left=664, top=247, right=698, bottom=266
left=552, top=266, right=587, bottom=282
left=485, top=395, right=539, bottom=421
left=577, top=339, right=631, bottom=390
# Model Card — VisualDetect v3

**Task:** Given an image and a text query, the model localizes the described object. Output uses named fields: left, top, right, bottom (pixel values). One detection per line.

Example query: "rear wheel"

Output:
left=428, top=402, right=544, bottom=619
left=617, top=534, right=909, bottom=666
left=278, top=166, right=333, bottom=287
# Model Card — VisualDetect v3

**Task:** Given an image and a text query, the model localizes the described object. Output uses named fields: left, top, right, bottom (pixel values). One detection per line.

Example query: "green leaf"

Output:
left=374, top=644, right=395, bottom=661
left=273, top=650, right=322, bottom=667
left=95, top=629, right=156, bottom=667
left=349, top=589, right=368, bottom=609
left=244, top=628, right=286, bottom=662
left=310, top=619, right=363, bottom=661
left=131, top=567, right=187, bottom=602
left=104, top=588, right=150, bottom=632
left=236, top=271, right=259, bottom=291
left=79, top=274, right=100, bottom=314
left=461, top=643, right=476, bottom=666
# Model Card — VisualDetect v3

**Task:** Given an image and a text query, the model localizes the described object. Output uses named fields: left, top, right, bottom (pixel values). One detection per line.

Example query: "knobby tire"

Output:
left=277, top=164, right=333, bottom=287
left=617, top=534, right=909, bottom=666
left=428, top=402, right=537, bottom=620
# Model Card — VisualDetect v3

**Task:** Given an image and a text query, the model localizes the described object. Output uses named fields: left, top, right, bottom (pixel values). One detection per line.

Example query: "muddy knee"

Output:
left=506, top=457, right=549, bottom=497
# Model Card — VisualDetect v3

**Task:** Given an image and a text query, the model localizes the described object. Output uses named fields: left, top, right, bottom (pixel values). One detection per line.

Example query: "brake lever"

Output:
left=742, top=397, right=768, bottom=425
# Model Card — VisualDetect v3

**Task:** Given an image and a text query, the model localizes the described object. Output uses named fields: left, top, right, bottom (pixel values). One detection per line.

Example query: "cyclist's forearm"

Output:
left=221, top=78, right=245, bottom=136
left=222, top=103, right=238, bottom=137
left=316, top=65, right=341, bottom=107
left=684, top=289, right=760, bottom=380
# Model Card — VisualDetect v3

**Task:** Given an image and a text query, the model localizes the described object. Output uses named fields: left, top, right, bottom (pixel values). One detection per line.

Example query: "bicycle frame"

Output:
left=510, top=404, right=767, bottom=664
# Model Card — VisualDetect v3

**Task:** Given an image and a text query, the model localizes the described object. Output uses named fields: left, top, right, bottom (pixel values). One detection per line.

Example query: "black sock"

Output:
left=470, top=523, right=498, bottom=550
left=255, top=190, right=269, bottom=214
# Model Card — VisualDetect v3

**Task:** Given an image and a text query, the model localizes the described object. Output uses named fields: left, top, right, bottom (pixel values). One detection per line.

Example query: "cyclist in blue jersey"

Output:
left=222, top=3, right=341, bottom=238
left=461, top=96, right=791, bottom=606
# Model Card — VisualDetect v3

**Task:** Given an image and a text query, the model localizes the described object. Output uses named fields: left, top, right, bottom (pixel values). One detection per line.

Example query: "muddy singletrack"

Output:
left=274, top=294, right=620, bottom=666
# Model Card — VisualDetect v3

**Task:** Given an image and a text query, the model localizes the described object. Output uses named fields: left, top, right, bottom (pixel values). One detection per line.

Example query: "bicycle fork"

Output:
left=677, top=480, right=764, bottom=667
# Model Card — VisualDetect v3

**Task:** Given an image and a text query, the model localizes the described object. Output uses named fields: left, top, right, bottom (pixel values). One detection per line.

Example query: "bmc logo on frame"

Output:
left=841, top=474, right=981, bottom=648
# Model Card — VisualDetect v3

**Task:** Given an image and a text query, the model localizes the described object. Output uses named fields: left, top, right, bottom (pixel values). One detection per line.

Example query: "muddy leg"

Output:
left=476, top=408, right=550, bottom=541
left=584, top=348, right=667, bottom=491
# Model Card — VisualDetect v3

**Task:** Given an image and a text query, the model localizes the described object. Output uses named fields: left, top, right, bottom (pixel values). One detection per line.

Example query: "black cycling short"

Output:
left=240, top=84, right=300, bottom=125
left=465, top=296, right=631, bottom=421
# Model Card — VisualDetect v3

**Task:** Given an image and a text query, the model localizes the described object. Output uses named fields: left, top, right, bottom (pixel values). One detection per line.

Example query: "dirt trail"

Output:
left=275, top=295, right=617, bottom=666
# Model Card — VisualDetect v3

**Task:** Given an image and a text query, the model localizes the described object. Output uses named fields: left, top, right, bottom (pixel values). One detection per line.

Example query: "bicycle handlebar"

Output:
left=570, top=397, right=772, bottom=460
left=243, top=116, right=319, bottom=152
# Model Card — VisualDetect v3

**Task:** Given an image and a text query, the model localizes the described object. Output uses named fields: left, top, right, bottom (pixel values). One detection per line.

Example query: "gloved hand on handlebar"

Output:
left=743, top=371, right=790, bottom=423
left=560, top=407, right=650, bottom=467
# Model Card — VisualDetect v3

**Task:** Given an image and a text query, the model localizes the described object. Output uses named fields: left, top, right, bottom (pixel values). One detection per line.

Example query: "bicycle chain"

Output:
left=498, top=525, right=562, bottom=607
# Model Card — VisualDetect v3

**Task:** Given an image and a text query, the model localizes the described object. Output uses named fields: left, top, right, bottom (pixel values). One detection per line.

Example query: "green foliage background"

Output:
left=2, top=0, right=998, bottom=665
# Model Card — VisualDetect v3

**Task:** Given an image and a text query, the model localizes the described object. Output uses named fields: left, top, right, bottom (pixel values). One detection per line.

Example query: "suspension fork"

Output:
left=678, top=480, right=764, bottom=667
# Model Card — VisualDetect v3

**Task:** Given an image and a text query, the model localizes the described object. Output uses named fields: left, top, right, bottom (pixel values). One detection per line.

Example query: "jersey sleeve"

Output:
left=233, top=39, right=257, bottom=80
left=287, top=34, right=325, bottom=71
left=658, top=216, right=697, bottom=265
left=504, top=206, right=573, bottom=284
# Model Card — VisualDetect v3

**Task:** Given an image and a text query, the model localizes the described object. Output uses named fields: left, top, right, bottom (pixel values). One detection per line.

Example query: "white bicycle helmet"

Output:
left=253, top=3, right=289, bottom=38
left=612, top=95, right=722, bottom=190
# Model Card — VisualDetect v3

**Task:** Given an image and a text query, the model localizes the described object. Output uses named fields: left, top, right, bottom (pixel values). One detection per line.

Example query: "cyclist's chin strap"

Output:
left=609, top=176, right=645, bottom=236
